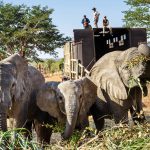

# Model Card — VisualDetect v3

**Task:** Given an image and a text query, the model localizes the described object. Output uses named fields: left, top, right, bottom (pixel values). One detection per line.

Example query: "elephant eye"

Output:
left=12, top=83, right=16, bottom=88
left=124, top=65, right=129, bottom=70
left=59, top=96, right=63, bottom=100
left=79, top=95, right=82, bottom=99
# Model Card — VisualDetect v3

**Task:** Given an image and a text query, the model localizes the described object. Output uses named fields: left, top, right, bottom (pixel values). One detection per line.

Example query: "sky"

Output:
left=3, top=0, right=129, bottom=59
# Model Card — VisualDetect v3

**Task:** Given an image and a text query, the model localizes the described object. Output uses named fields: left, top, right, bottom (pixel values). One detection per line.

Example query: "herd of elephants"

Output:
left=0, top=43, right=149, bottom=144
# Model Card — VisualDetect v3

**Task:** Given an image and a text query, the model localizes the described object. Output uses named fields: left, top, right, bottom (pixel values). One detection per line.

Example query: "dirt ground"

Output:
left=44, top=74, right=62, bottom=82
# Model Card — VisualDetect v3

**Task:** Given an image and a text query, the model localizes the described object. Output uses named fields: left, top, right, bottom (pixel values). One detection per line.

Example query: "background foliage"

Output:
left=123, top=0, right=150, bottom=39
left=0, top=1, right=70, bottom=60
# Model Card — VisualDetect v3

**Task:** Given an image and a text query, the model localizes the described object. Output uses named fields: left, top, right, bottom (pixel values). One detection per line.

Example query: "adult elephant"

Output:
left=0, top=54, right=53, bottom=143
left=36, top=77, right=99, bottom=140
left=90, top=44, right=150, bottom=126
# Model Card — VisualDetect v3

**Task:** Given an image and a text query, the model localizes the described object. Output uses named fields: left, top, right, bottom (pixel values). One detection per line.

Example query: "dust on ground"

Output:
left=44, top=74, right=62, bottom=82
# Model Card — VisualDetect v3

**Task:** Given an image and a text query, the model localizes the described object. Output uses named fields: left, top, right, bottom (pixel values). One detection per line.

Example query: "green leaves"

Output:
left=0, top=2, right=70, bottom=59
left=123, top=0, right=150, bottom=39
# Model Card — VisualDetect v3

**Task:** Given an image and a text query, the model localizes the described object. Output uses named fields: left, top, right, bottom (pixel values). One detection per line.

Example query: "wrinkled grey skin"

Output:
left=0, top=54, right=52, bottom=143
left=90, top=44, right=150, bottom=125
left=36, top=77, right=97, bottom=140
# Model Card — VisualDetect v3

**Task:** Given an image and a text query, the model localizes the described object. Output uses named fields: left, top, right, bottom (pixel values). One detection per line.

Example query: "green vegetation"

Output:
left=0, top=1, right=70, bottom=60
left=46, top=123, right=150, bottom=150
left=127, top=55, right=150, bottom=69
left=123, top=0, right=150, bottom=38
left=0, top=123, right=149, bottom=150
left=33, top=58, right=64, bottom=75
left=0, top=128, right=41, bottom=150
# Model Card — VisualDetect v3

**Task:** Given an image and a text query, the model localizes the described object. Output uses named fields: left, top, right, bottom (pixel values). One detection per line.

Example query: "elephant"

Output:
left=89, top=44, right=150, bottom=126
left=0, top=53, right=54, bottom=144
left=36, top=77, right=100, bottom=140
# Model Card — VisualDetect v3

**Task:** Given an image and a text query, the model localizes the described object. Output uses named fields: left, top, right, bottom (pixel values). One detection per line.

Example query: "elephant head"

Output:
left=90, top=44, right=149, bottom=124
left=117, top=44, right=150, bottom=88
left=0, top=54, right=28, bottom=131
left=36, top=77, right=97, bottom=140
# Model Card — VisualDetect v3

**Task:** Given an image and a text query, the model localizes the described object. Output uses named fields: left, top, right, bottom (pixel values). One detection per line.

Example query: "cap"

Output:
left=92, top=7, right=96, bottom=10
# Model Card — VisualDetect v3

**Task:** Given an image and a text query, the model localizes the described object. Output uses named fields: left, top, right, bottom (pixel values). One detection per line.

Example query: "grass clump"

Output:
left=0, top=128, right=41, bottom=150
left=0, top=122, right=150, bottom=150
left=47, top=122, right=150, bottom=150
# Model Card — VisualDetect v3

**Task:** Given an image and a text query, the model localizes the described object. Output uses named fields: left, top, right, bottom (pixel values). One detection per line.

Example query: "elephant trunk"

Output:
left=62, top=98, right=78, bottom=140
left=0, top=113, right=7, bottom=131
left=0, top=104, right=7, bottom=131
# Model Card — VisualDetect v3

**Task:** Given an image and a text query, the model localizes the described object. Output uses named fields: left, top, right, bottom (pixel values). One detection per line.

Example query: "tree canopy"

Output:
left=0, top=1, right=70, bottom=59
left=122, top=0, right=150, bottom=39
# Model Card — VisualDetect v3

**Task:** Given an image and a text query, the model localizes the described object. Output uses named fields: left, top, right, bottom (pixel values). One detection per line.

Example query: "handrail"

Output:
left=69, top=59, right=90, bottom=79
left=85, top=57, right=95, bottom=70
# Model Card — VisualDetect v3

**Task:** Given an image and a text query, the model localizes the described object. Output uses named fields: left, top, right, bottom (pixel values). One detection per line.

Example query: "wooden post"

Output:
left=76, top=59, right=79, bottom=79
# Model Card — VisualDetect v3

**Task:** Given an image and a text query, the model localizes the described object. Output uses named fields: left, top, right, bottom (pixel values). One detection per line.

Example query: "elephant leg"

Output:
left=23, top=121, right=33, bottom=140
left=15, top=102, right=32, bottom=139
left=89, top=100, right=105, bottom=131
left=113, top=111, right=128, bottom=124
left=130, top=87, right=146, bottom=124
left=34, top=112, right=56, bottom=144
left=34, top=119, right=52, bottom=144
left=130, top=106, right=145, bottom=124
left=76, top=112, right=89, bottom=130
left=0, top=104, right=7, bottom=131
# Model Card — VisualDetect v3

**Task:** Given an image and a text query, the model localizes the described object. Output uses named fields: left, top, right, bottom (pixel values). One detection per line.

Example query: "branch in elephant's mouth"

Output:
left=128, top=77, right=144, bottom=95
left=126, top=55, right=150, bottom=69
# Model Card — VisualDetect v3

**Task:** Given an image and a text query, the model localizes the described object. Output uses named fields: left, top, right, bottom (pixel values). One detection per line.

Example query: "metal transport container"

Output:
left=64, top=28, right=147, bottom=79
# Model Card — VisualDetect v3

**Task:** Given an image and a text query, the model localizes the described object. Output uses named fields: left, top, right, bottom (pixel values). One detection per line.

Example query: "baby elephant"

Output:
left=36, top=77, right=101, bottom=140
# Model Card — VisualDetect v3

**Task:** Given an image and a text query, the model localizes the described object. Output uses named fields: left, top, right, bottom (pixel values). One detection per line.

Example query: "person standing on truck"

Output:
left=92, top=7, right=100, bottom=28
left=102, top=16, right=112, bottom=36
left=81, top=15, right=90, bottom=29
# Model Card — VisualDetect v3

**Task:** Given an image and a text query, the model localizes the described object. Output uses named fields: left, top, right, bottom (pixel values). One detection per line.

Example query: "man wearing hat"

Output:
left=102, top=16, right=112, bottom=36
left=92, top=7, right=100, bottom=28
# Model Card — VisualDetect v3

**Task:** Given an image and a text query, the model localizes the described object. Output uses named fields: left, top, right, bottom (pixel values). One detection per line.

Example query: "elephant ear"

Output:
left=56, top=88, right=66, bottom=115
left=100, top=70, right=128, bottom=100
left=80, top=77, right=97, bottom=111
left=4, top=54, right=28, bottom=101
left=36, top=82, right=62, bottom=119
left=106, top=47, right=139, bottom=100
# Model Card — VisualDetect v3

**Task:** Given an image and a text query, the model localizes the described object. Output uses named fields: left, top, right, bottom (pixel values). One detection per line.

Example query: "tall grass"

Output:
left=0, top=123, right=150, bottom=150
left=0, top=128, right=41, bottom=150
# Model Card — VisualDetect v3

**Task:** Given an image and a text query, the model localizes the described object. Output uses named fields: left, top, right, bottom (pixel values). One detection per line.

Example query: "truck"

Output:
left=63, top=27, right=147, bottom=79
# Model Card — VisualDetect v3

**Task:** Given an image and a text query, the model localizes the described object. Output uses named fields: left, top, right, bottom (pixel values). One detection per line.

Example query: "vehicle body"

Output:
left=64, top=28, right=147, bottom=79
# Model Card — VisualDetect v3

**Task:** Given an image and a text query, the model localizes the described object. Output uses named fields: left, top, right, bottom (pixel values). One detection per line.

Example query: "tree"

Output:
left=122, top=0, right=150, bottom=39
left=0, top=1, right=70, bottom=59
left=45, top=58, right=56, bottom=72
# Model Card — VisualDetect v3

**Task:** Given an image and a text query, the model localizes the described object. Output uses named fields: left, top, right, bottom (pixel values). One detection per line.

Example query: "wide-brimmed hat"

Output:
left=92, top=7, right=96, bottom=10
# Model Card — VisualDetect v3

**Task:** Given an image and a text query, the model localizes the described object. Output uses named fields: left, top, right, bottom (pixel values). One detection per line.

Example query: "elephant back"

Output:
left=28, top=65, right=45, bottom=90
